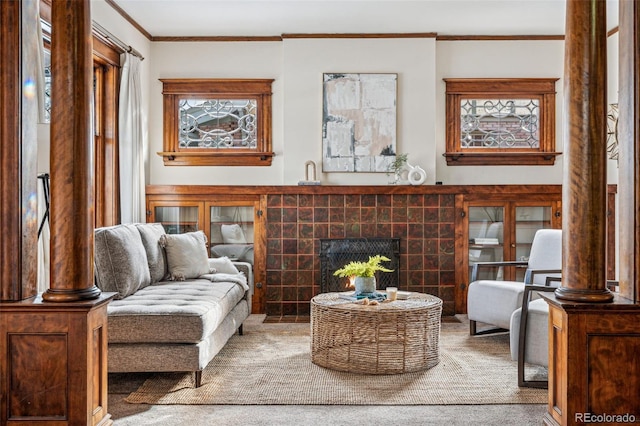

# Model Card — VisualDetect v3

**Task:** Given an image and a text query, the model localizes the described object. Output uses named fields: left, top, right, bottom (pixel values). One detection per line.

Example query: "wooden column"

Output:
left=618, top=0, right=640, bottom=303
left=555, top=0, right=612, bottom=303
left=1, top=1, right=114, bottom=425
left=543, top=1, right=640, bottom=425
left=0, top=0, right=38, bottom=302
left=42, top=0, right=100, bottom=302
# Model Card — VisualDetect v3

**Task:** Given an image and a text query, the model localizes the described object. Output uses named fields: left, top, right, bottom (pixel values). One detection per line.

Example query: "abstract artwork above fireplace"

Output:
left=322, top=73, right=397, bottom=173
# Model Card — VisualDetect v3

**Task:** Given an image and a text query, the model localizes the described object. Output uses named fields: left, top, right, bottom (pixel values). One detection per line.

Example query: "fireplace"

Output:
left=319, top=238, right=400, bottom=293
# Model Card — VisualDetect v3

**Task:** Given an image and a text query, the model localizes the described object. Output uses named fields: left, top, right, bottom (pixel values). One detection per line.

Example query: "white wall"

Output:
left=145, top=37, right=575, bottom=187
left=147, top=41, right=284, bottom=185
left=66, top=4, right=623, bottom=189
left=434, top=40, right=566, bottom=185
left=282, top=38, right=436, bottom=185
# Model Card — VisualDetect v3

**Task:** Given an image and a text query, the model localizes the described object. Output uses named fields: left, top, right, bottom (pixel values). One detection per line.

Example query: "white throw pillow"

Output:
left=221, top=224, right=247, bottom=244
left=208, top=256, right=240, bottom=275
left=159, top=231, right=212, bottom=281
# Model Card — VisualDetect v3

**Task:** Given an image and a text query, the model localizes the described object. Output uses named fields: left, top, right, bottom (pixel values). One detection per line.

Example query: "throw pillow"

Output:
left=94, top=224, right=151, bottom=298
left=135, top=223, right=167, bottom=284
left=221, top=224, right=247, bottom=244
left=159, top=231, right=211, bottom=281
left=208, top=256, right=240, bottom=275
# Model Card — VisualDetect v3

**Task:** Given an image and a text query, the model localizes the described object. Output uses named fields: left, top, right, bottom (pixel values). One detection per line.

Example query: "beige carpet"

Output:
left=125, top=315, right=547, bottom=405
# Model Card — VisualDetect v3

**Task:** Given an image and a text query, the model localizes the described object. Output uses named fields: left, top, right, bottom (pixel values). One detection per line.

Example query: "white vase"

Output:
left=354, top=276, right=376, bottom=295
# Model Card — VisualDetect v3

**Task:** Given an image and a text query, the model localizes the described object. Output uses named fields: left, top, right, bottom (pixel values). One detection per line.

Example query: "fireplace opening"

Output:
left=319, top=238, right=400, bottom=293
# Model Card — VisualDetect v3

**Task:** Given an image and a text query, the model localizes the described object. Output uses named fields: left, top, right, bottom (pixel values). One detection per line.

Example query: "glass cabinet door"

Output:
left=514, top=205, right=553, bottom=281
left=468, top=206, right=505, bottom=281
left=151, top=203, right=202, bottom=235
left=208, top=204, right=255, bottom=264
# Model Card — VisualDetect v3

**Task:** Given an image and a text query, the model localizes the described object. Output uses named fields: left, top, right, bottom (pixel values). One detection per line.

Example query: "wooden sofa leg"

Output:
left=470, top=319, right=477, bottom=336
left=195, top=370, right=202, bottom=388
left=238, top=324, right=244, bottom=336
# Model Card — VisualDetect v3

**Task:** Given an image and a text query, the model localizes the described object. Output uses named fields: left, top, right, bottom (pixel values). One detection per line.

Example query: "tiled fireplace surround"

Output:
left=265, top=193, right=456, bottom=318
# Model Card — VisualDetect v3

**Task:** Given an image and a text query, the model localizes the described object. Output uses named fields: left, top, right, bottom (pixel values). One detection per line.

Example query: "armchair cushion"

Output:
left=467, top=280, right=524, bottom=330
left=510, top=298, right=550, bottom=367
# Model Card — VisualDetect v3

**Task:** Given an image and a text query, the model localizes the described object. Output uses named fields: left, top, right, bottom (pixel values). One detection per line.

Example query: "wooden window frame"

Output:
left=443, top=78, right=560, bottom=166
left=159, top=78, right=275, bottom=166
left=40, top=0, right=122, bottom=227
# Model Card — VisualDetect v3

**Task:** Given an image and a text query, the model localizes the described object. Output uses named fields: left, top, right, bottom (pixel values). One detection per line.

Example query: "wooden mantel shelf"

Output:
left=146, top=184, right=574, bottom=196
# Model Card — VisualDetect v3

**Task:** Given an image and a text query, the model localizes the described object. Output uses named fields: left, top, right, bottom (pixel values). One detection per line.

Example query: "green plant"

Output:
left=333, top=255, right=394, bottom=278
left=386, top=153, right=408, bottom=177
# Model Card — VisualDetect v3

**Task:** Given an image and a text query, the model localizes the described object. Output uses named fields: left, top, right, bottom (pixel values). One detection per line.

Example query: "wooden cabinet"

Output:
left=455, top=192, right=562, bottom=313
left=146, top=187, right=266, bottom=314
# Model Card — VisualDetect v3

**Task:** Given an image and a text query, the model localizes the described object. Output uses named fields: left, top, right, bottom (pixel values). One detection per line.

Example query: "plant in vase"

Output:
left=333, top=255, right=394, bottom=295
left=386, top=153, right=409, bottom=185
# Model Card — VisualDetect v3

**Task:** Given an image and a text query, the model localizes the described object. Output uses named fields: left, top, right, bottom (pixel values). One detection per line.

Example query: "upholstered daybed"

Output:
left=94, top=223, right=253, bottom=387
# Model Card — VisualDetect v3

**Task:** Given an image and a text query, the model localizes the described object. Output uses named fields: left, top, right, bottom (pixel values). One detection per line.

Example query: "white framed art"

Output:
left=322, top=73, right=397, bottom=172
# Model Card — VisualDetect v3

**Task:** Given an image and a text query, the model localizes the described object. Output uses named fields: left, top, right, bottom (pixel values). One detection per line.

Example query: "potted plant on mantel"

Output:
left=333, top=255, right=394, bottom=295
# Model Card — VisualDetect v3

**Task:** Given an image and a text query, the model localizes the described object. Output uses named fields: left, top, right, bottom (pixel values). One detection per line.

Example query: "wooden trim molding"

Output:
left=436, top=35, right=564, bottom=41
left=443, top=151, right=561, bottom=166
left=282, top=33, right=437, bottom=39
left=103, top=0, right=152, bottom=40
left=152, top=35, right=283, bottom=42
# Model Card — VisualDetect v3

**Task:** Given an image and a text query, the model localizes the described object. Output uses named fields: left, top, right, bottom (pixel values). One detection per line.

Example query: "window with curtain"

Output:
left=39, top=13, right=122, bottom=227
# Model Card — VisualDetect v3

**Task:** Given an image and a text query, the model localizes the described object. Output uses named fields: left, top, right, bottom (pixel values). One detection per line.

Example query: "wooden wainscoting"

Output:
left=0, top=293, right=115, bottom=426
left=544, top=294, right=640, bottom=426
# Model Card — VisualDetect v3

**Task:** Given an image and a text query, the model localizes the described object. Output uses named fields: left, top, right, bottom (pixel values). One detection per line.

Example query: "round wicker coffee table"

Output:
left=310, top=292, right=442, bottom=374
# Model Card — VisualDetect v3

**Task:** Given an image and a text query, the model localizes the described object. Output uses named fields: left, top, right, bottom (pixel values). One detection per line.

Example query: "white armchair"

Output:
left=509, top=277, right=559, bottom=388
left=467, top=229, right=562, bottom=336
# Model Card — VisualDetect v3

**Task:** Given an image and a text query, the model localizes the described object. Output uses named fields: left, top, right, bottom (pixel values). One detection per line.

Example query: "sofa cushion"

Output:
left=208, top=256, right=240, bottom=275
left=159, top=231, right=211, bottom=281
left=135, top=223, right=167, bottom=283
left=221, top=224, right=247, bottom=244
left=95, top=224, right=151, bottom=299
left=106, top=278, right=247, bottom=344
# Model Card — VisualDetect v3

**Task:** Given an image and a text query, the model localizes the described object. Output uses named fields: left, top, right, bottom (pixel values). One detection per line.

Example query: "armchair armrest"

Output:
left=471, top=260, right=529, bottom=282
left=517, top=280, right=559, bottom=388
left=524, top=269, right=562, bottom=285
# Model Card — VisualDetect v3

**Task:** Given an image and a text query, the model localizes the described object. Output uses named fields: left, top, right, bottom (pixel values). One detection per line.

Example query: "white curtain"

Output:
left=37, top=175, right=50, bottom=293
left=118, top=53, right=145, bottom=224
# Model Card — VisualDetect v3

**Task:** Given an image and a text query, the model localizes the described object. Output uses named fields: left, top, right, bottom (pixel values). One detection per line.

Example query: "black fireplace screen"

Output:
left=319, top=238, right=400, bottom=293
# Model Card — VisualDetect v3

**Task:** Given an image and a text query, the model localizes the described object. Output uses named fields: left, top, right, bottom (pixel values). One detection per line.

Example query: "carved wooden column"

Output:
left=543, top=1, right=640, bottom=425
left=0, top=0, right=38, bottom=302
left=555, top=0, right=612, bottom=304
left=42, top=0, right=100, bottom=302
left=0, top=1, right=114, bottom=425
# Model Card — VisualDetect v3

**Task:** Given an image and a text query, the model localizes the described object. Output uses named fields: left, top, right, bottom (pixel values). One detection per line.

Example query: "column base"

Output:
left=42, top=285, right=102, bottom=302
left=554, top=286, right=614, bottom=303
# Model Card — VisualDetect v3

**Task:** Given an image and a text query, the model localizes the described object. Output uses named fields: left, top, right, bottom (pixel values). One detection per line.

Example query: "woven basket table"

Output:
left=310, top=292, right=442, bottom=374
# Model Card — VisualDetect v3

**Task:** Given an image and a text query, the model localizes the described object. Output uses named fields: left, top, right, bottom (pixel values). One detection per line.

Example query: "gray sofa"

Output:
left=94, top=223, right=253, bottom=387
